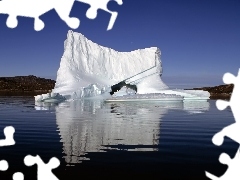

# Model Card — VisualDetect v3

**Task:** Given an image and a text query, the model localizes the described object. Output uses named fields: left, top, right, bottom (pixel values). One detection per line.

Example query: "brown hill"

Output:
left=0, top=75, right=55, bottom=96
left=187, top=84, right=233, bottom=100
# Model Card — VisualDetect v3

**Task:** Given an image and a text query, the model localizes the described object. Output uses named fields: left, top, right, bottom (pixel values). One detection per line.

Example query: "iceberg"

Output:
left=35, top=30, right=210, bottom=102
left=34, top=92, right=66, bottom=103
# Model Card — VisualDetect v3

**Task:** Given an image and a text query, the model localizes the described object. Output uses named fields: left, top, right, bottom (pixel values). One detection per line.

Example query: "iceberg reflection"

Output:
left=183, top=100, right=210, bottom=114
left=35, top=100, right=210, bottom=164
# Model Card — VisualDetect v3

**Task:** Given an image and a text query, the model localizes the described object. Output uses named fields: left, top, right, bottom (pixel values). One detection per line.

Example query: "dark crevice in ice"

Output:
left=110, top=81, right=137, bottom=95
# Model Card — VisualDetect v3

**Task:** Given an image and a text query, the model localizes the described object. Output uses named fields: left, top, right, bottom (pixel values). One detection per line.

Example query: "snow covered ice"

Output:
left=35, top=30, right=210, bottom=102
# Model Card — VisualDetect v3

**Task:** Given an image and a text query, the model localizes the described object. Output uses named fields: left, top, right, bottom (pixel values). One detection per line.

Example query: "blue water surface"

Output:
left=0, top=97, right=237, bottom=180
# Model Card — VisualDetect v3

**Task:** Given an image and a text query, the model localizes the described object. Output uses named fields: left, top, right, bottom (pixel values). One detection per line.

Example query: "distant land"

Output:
left=186, top=84, right=233, bottom=100
left=0, top=75, right=233, bottom=100
left=0, top=75, right=55, bottom=96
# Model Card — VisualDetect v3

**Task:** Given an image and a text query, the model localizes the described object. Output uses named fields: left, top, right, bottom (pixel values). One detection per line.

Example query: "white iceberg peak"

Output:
left=54, top=31, right=166, bottom=95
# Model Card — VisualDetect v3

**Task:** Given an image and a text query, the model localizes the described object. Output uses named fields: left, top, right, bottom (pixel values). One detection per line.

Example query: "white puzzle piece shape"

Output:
left=216, top=69, right=240, bottom=121
left=68, top=0, right=123, bottom=30
left=0, top=0, right=123, bottom=31
left=213, top=70, right=240, bottom=146
left=0, top=0, right=79, bottom=31
left=212, top=122, right=240, bottom=146
left=206, top=147, right=240, bottom=180
left=206, top=69, right=240, bottom=179
left=0, top=126, right=15, bottom=147
left=24, top=155, right=60, bottom=180
left=0, top=160, right=8, bottom=171
left=12, top=172, right=24, bottom=180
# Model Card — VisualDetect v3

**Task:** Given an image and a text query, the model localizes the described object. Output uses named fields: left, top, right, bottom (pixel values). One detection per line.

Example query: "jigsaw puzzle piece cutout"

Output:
left=219, top=69, right=240, bottom=122
left=24, top=155, right=60, bottom=180
left=0, top=160, right=24, bottom=180
left=53, top=0, right=80, bottom=29
left=76, top=0, right=123, bottom=30
left=216, top=100, right=229, bottom=111
left=0, top=0, right=80, bottom=31
left=212, top=122, right=240, bottom=146
left=206, top=147, right=240, bottom=180
left=0, top=126, right=15, bottom=147
left=12, top=172, right=24, bottom=180
left=0, top=0, right=53, bottom=31
left=222, top=72, right=236, bottom=84
left=0, top=160, right=8, bottom=171
left=206, top=69, right=240, bottom=179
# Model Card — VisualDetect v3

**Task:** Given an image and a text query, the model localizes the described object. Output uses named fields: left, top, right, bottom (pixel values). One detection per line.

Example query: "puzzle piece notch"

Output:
left=211, top=122, right=240, bottom=148
left=5, top=14, right=45, bottom=31
left=12, top=172, right=24, bottom=180
left=216, top=100, right=229, bottom=111
left=222, top=72, right=236, bottom=85
left=77, top=0, right=123, bottom=30
left=24, top=155, right=60, bottom=180
left=0, top=160, right=8, bottom=171
left=0, top=126, right=15, bottom=147
left=206, top=147, right=240, bottom=180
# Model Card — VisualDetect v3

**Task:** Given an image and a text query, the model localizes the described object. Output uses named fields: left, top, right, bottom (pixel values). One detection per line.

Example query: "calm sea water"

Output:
left=0, top=97, right=238, bottom=180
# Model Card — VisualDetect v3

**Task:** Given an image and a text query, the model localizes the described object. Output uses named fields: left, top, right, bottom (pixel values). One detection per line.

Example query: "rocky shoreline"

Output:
left=186, top=84, right=233, bottom=100
left=0, top=75, right=55, bottom=96
left=0, top=75, right=233, bottom=100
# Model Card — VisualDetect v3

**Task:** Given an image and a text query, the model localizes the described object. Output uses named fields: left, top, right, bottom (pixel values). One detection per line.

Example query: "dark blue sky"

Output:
left=0, top=0, right=239, bottom=88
